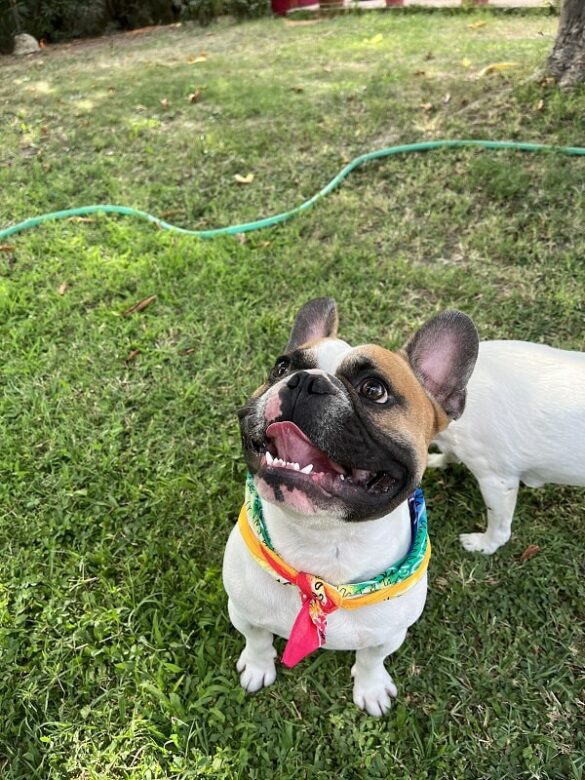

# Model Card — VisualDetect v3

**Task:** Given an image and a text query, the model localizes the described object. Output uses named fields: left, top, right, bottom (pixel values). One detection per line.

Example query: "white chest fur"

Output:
left=261, top=498, right=413, bottom=583
left=223, top=496, right=427, bottom=651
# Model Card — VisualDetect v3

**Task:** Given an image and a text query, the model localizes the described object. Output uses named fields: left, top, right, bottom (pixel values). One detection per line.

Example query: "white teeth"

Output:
left=265, top=454, right=314, bottom=473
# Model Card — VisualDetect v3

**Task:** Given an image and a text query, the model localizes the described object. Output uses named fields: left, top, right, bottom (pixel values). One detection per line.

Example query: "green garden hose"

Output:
left=1, top=139, right=584, bottom=242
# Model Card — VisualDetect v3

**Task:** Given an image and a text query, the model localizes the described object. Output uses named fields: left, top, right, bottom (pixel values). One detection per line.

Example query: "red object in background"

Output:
left=271, top=0, right=290, bottom=13
left=385, top=0, right=404, bottom=5
left=271, top=0, right=315, bottom=14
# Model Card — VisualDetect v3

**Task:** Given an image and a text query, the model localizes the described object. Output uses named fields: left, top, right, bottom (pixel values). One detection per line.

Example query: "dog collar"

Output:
left=238, top=473, right=431, bottom=668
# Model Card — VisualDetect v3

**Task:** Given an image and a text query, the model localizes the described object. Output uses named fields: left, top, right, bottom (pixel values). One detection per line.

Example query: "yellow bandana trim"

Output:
left=237, top=503, right=431, bottom=611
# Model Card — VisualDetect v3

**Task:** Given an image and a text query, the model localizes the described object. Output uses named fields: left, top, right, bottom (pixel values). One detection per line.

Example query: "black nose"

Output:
left=286, top=371, right=335, bottom=396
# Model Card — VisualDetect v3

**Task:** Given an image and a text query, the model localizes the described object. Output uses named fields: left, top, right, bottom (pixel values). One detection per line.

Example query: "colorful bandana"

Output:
left=238, top=473, right=431, bottom=668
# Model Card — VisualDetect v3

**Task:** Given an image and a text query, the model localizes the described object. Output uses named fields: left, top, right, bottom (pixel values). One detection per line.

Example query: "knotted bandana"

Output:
left=237, top=473, right=431, bottom=667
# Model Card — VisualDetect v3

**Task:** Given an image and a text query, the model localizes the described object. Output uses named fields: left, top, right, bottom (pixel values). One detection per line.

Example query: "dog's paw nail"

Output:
left=353, top=671, right=397, bottom=716
left=460, top=532, right=498, bottom=555
left=237, top=655, right=277, bottom=693
left=354, top=689, right=393, bottom=717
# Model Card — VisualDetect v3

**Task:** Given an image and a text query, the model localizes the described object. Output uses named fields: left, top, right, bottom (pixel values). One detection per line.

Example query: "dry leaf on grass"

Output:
left=125, top=349, right=141, bottom=363
left=468, top=20, right=487, bottom=29
left=187, top=52, right=208, bottom=64
left=519, top=544, right=541, bottom=562
left=536, top=99, right=545, bottom=111
left=123, top=295, right=157, bottom=316
left=235, top=233, right=247, bottom=244
left=291, top=85, right=304, bottom=93
left=160, top=98, right=170, bottom=108
left=478, top=62, right=520, bottom=78
left=366, top=34, right=384, bottom=45
left=181, top=347, right=197, bottom=356
left=0, top=244, right=15, bottom=252
left=188, top=89, right=202, bottom=104
left=234, top=173, right=254, bottom=185
left=420, top=102, right=434, bottom=112
left=539, top=76, right=555, bottom=87
left=57, top=282, right=69, bottom=295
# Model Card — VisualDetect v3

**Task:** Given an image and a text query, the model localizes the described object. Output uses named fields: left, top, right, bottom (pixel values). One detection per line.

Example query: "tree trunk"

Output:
left=548, top=0, right=585, bottom=87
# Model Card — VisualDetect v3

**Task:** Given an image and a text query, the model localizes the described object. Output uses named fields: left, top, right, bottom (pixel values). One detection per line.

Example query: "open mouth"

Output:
left=252, top=421, right=403, bottom=497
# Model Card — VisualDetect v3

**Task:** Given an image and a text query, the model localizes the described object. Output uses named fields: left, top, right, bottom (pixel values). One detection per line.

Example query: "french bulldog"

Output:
left=428, top=340, right=585, bottom=554
left=223, top=298, right=478, bottom=716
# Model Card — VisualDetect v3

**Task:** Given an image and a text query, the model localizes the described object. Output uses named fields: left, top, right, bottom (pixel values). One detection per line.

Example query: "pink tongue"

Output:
left=265, top=422, right=344, bottom=474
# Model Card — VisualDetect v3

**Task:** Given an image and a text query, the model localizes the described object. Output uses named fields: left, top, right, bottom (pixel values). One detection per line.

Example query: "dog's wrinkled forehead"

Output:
left=303, top=338, right=430, bottom=405
left=280, top=297, right=414, bottom=388
left=312, top=338, right=353, bottom=374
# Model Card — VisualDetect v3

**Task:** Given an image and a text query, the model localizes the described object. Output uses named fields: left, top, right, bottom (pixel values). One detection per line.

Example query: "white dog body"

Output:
left=429, top=340, right=585, bottom=554
left=225, top=299, right=478, bottom=715
left=223, top=496, right=427, bottom=715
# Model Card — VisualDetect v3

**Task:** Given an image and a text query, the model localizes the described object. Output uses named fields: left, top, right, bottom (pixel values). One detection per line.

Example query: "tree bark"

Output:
left=548, top=0, right=585, bottom=87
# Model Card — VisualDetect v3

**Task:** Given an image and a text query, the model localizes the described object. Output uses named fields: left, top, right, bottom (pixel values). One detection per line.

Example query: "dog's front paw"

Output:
left=236, top=650, right=277, bottom=694
left=351, top=667, right=398, bottom=717
left=460, top=532, right=502, bottom=555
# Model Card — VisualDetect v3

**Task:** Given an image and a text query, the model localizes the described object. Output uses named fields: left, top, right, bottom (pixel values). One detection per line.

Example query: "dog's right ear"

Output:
left=402, top=310, right=479, bottom=420
left=286, top=297, right=339, bottom=351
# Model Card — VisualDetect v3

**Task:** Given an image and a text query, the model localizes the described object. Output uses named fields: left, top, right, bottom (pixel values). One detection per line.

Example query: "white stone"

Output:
left=13, top=34, right=41, bottom=56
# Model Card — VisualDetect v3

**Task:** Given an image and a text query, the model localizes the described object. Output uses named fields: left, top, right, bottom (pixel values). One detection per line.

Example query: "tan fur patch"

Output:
left=346, top=345, right=450, bottom=473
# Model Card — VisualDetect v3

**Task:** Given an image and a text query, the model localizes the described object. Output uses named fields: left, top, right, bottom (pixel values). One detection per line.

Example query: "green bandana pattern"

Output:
left=244, top=472, right=430, bottom=599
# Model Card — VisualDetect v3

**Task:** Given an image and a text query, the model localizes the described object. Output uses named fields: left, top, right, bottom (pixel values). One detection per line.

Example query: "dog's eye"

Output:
left=271, top=357, right=291, bottom=379
left=358, top=378, right=389, bottom=404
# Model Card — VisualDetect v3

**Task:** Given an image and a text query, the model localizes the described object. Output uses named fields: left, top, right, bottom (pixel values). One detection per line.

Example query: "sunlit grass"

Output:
left=0, top=10, right=583, bottom=779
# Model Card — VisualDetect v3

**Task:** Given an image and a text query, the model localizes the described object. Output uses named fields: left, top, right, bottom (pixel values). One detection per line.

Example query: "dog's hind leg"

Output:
left=351, top=631, right=406, bottom=717
left=427, top=450, right=460, bottom=469
left=460, top=475, right=519, bottom=555
left=228, top=600, right=277, bottom=693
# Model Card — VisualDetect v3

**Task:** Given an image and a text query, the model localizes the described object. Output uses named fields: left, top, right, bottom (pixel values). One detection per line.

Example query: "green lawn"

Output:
left=1, top=9, right=584, bottom=779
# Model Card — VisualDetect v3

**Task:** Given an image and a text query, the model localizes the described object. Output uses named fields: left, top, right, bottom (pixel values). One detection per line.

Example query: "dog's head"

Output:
left=238, top=298, right=478, bottom=522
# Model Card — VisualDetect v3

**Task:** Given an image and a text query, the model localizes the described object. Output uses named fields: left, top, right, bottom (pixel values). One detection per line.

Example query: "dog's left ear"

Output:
left=286, top=297, right=339, bottom=351
left=403, top=310, right=479, bottom=419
